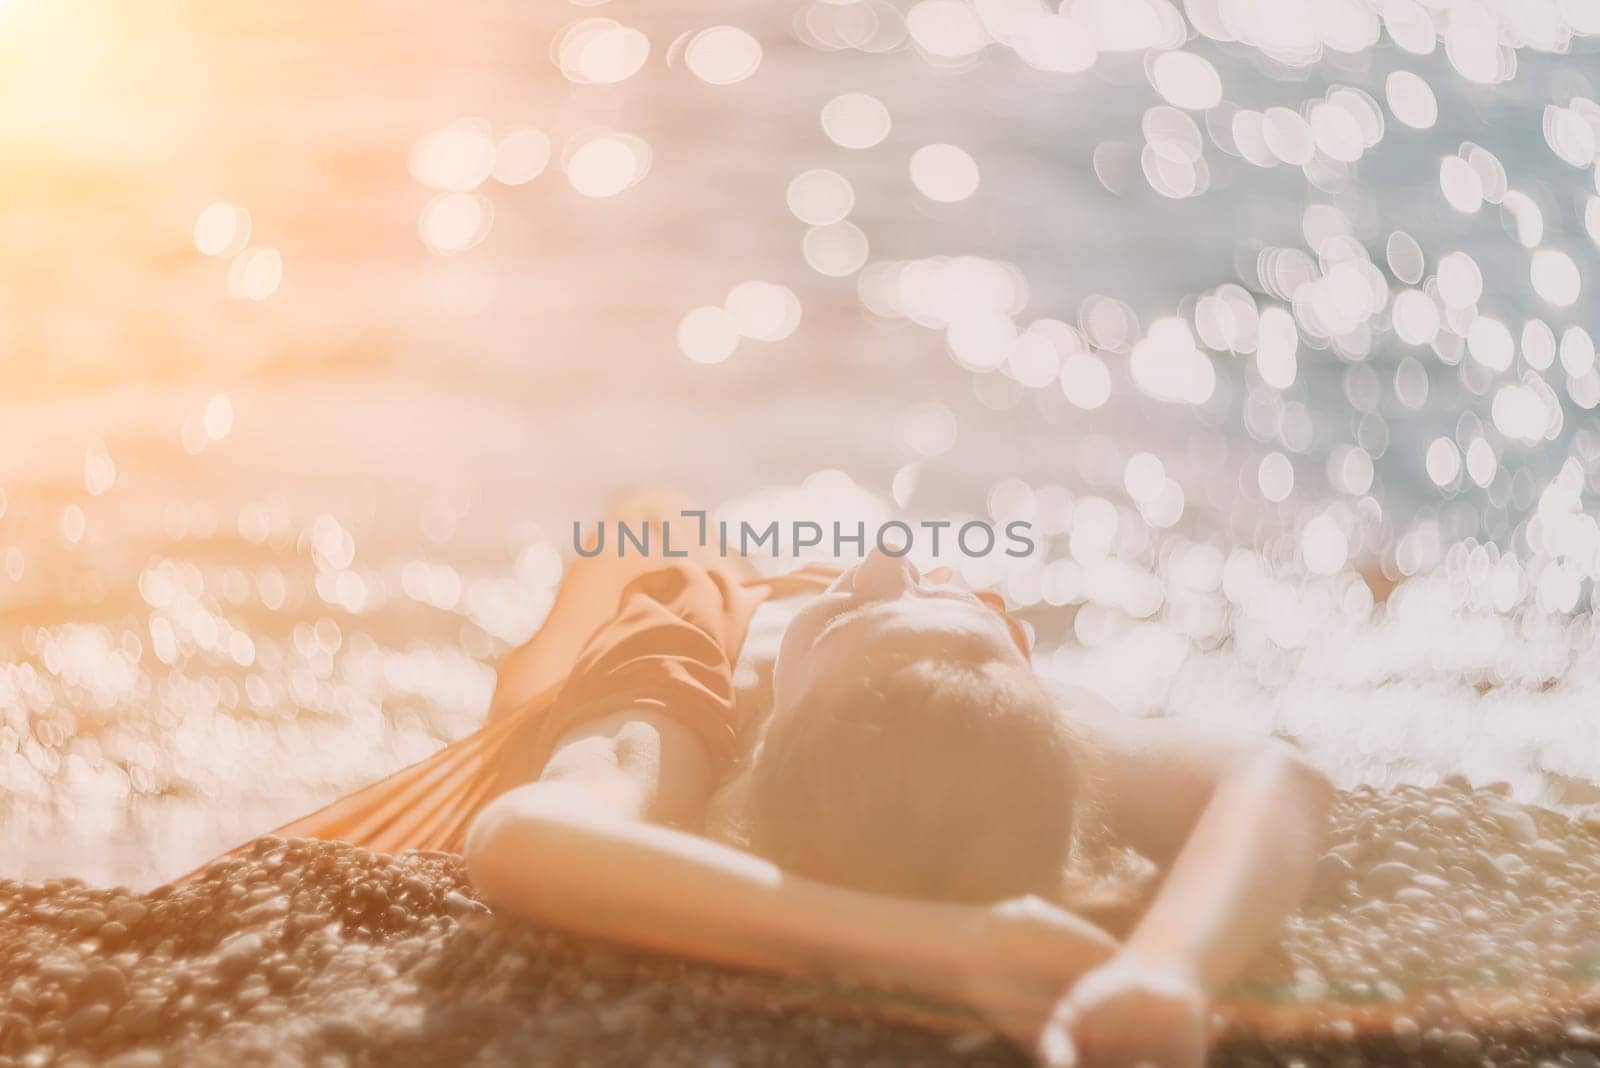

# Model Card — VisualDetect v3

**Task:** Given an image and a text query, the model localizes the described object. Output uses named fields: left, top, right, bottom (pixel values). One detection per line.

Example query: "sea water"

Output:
left=2, top=0, right=1600, bottom=887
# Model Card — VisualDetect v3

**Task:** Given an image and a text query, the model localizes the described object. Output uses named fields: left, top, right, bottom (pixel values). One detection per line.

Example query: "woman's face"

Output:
left=772, top=548, right=1029, bottom=713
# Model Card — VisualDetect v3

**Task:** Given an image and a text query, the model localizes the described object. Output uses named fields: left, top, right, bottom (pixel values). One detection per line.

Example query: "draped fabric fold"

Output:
left=269, top=560, right=772, bottom=855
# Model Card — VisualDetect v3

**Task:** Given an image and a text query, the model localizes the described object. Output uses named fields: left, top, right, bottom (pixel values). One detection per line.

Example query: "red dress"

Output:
left=272, top=551, right=1026, bottom=856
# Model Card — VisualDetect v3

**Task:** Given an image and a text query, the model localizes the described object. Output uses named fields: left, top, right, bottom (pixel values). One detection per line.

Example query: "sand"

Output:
left=3, top=783, right=1599, bottom=1067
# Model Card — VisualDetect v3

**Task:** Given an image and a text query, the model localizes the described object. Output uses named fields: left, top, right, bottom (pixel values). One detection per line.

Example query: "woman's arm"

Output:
left=1120, top=744, right=1332, bottom=986
left=1042, top=699, right=1334, bottom=1066
left=465, top=710, right=1116, bottom=1034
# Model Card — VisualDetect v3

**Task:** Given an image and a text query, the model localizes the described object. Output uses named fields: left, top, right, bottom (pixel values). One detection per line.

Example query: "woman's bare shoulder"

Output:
left=1040, top=678, right=1124, bottom=726
left=1042, top=677, right=1284, bottom=766
left=1038, top=678, right=1171, bottom=765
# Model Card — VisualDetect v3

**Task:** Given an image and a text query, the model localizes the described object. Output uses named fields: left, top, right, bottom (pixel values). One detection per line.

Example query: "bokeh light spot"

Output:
left=802, top=220, right=870, bottom=276
left=492, top=129, right=552, bottom=186
left=1150, top=50, right=1221, bottom=111
left=564, top=132, right=653, bottom=198
left=194, top=203, right=250, bottom=257
left=1385, top=70, right=1437, bottom=129
left=906, top=0, right=988, bottom=59
left=786, top=169, right=855, bottom=225
left=820, top=92, right=892, bottom=149
left=909, top=143, right=980, bottom=202
left=556, top=18, right=650, bottom=85
left=724, top=281, right=802, bottom=341
left=418, top=193, right=492, bottom=255
left=677, top=306, right=740, bottom=364
left=1059, top=352, right=1111, bottom=409
left=1531, top=249, right=1581, bottom=306
left=685, top=26, right=763, bottom=85
left=410, top=118, right=496, bottom=192
left=1258, top=452, right=1294, bottom=502
left=226, top=247, right=284, bottom=300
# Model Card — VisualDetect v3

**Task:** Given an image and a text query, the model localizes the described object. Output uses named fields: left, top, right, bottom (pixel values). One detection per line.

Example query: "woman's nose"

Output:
left=851, top=547, right=920, bottom=600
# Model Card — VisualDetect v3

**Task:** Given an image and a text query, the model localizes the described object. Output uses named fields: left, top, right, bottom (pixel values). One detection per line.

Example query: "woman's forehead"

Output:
left=808, top=596, right=1024, bottom=671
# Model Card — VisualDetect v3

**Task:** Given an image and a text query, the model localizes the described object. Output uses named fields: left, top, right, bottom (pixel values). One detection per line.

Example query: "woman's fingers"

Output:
left=1036, top=1015, right=1078, bottom=1067
left=1066, top=1013, right=1206, bottom=1067
left=1038, top=952, right=1208, bottom=1068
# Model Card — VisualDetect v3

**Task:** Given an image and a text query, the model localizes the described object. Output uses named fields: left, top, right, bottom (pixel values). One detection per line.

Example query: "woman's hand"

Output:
left=1035, top=951, right=1207, bottom=1067
left=958, top=895, right=1118, bottom=1048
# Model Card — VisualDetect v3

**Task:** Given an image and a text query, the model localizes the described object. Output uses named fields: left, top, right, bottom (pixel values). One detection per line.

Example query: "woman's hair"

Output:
left=740, top=657, right=1083, bottom=904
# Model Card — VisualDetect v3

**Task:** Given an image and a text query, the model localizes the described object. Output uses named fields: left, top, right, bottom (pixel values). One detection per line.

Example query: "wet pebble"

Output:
left=1492, top=807, right=1539, bottom=847
left=1361, top=861, right=1416, bottom=897
left=79, top=965, right=127, bottom=1008
left=443, top=891, right=488, bottom=917
left=62, top=1003, right=110, bottom=1040
left=214, top=932, right=264, bottom=981
left=1312, top=853, right=1355, bottom=900
left=104, top=1050, right=164, bottom=1068
left=66, top=908, right=107, bottom=935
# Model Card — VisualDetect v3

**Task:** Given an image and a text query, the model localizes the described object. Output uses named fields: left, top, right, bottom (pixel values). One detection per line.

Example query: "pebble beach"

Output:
left=4, top=783, right=1598, bottom=1067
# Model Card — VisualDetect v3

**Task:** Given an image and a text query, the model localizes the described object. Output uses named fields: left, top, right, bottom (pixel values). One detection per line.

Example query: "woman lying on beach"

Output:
left=276, top=493, right=1333, bottom=1067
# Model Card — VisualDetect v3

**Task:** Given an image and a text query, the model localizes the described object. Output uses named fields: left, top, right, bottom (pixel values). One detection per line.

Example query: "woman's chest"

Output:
left=703, top=593, right=816, bottom=840
left=728, top=593, right=814, bottom=756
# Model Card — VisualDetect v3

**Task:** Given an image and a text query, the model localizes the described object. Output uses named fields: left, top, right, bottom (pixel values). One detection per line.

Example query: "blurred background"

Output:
left=3, top=0, right=1600, bottom=888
